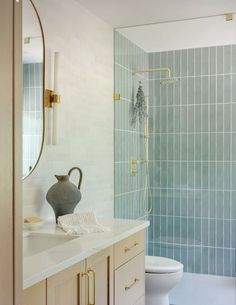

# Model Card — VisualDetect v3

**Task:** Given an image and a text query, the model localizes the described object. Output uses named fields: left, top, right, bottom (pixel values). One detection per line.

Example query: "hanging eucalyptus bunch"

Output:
left=131, top=83, right=147, bottom=127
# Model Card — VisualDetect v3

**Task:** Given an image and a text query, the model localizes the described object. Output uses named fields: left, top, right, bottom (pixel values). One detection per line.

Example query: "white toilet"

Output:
left=145, top=256, right=183, bottom=305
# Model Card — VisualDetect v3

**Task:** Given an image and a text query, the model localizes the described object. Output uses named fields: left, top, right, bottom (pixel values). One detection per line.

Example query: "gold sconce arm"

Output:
left=44, top=89, right=60, bottom=108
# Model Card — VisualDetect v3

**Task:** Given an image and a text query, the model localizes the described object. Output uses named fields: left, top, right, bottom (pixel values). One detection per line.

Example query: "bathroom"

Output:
left=0, top=0, right=236, bottom=305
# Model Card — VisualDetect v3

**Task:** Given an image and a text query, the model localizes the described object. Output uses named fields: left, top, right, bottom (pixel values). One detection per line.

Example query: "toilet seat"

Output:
left=146, top=256, right=183, bottom=274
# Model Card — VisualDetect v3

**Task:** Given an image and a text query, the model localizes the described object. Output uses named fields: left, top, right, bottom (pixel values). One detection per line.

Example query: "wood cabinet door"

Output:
left=23, top=281, right=46, bottom=305
left=47, top=260, right=86, bottom=305
left=86, top=247, right=113, bottom=305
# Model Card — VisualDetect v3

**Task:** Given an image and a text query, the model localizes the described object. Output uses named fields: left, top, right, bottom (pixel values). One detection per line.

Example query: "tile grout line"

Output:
left=207, top=46, right=211, bottom=275
left=193, top=47, right=196, bottom=272
left=186, top=48, right=189, bottom=271
left=215, top=46, right=218, bottom=275
left=200, top=47, right=203, bottom=274
left=173, top=50, right=176, bottom=261
left=166, top=51, right=169, bottom=259
left=222, top=45, right=225, bottom=276
left=230, top=45, right=233, bottom=277
left=158, top=53, right=162, bottom=255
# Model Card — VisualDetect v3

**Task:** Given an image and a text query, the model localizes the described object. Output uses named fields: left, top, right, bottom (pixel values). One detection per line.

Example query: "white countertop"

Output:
left=23, top=218, right=149, bottom=289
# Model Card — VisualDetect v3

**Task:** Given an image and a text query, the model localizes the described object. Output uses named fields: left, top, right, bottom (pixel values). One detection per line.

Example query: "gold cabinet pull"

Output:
left=82, top=272, right=90, bottom=305
left=125, top=278, right=140, bottom=291
left=124, top=242, right=139, bottom=252
left=88, top=268, right=96, bottom=305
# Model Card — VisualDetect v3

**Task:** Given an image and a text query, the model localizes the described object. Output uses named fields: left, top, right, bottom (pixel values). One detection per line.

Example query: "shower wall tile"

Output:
left=115, top=32, right=236, bottom=276
left=148, top=45, right=236, bottom=277
left=114, top=32, right=149, bottom=234
left=23, top=63, right=43, bottom=177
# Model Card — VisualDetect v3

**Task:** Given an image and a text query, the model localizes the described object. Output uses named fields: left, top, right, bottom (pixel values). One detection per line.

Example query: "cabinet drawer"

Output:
left=114, top=230, right=145, bottom=268
left=114, top=252, right=145, bottom=305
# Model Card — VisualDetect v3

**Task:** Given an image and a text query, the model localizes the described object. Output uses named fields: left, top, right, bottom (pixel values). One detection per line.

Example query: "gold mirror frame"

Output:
left=22, top=0, right=45, bottom=180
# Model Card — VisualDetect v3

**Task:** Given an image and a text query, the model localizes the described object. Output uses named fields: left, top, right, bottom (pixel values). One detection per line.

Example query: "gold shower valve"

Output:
left=130, top=159, right=138, bottom=175
left=130, top=159, right=145, bottom=175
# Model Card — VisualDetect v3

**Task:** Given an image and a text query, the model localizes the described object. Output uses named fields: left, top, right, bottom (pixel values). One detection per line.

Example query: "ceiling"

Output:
left=76, top=0, right=236, bottom=28
left=119, top=15, right=236, bottom=52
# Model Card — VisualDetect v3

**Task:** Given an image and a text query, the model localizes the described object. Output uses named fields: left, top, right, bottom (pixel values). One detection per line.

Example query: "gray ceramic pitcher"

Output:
left=46, top=167, right=83, bottom=222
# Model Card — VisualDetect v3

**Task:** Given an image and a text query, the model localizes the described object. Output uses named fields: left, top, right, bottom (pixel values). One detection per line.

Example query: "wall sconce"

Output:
left=45, top=52, right=60, bottom=145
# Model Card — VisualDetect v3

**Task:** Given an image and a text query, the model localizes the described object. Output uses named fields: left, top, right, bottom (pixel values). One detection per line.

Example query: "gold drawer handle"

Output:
left=88, top=268, right=96, bottom=305
left=124, top=242, right=139, bottom=252
left=125, top=278, right=140, bottom=291
left=82, top=272, right=90, bottom=305
left=82, top=270, right=96, bottom=305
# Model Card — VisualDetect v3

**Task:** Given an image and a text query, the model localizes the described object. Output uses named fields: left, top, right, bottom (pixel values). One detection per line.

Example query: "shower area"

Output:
left=114, top=15, right=236, bottom=305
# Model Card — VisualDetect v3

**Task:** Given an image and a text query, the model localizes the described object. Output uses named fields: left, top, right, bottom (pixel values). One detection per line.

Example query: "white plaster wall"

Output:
left=23, top=0, right=114, bottom=220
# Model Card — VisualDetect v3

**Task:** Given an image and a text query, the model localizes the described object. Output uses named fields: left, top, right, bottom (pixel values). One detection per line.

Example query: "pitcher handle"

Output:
left=68, top=167, right=83, bottom=190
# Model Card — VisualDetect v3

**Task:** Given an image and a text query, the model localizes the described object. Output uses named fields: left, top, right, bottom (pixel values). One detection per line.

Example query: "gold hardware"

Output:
left=225, top=13, right=233, bottom=21
left=130, top=159, right=138, bottom=176
left=124, top=242, right=139, bottom=252
left=24, top=37, right=30, bottom=44
left=44, top=89, right=60, bottom=108
left=130, top=159, right=146, bottom=176
left=77, top=274, right=81, bottom=305
left=125, top=278, right=140, bottom=291
left=82, top=272, right=90, bottom=305
left=24, top=36, right=41, bottom=44
left=132, top=67, right=178, bottom=85
left=88, top=268, right=96, bottom=305
left=133, top=67, right=171, bottom=77
left=82, top=269, right=96, bottom=305
left=113, top=93, right=121, bottom=101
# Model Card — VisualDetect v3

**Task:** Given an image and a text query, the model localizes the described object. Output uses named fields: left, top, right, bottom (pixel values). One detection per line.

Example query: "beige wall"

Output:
left=0, top=1, right=14, bottom=303
left=0, top=0, right=22, bottom=304
left=23, top=0, right=114, bottom=220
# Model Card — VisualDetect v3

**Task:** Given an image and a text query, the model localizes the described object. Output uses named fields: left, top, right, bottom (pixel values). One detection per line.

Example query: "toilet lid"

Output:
left=146, top=256, right=183, bottom=274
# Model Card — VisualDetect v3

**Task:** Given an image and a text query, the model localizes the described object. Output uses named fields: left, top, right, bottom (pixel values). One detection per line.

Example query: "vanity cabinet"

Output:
left=47, top=260, right=86, bottom=305
left=23, top=250, right=113, bottom=305
left=23, top=229, right=145, bottom=305
left=86, top=247, right=113, bottom=305
left=114, top=230, right=144, bottom=268
left=114, top=231, right=145, bottom=305
left=23, top=281, right=47, bottom=305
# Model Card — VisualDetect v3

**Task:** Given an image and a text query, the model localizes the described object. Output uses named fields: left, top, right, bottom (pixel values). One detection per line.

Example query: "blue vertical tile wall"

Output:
left=114, top=31, right=236, bottom=277
left=114, top=32, right=149, bottom=224
left=23, top=63, right=43, bottom=176
left=149, top=46, right=236, bottom=277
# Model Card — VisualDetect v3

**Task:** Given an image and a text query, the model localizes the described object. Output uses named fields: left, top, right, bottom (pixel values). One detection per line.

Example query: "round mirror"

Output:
left=22, top=0, right=45, bottom=179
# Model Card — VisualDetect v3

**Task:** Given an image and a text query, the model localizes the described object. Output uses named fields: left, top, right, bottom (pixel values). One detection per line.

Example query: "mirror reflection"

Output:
left=22, top=0, right=44, bottom=178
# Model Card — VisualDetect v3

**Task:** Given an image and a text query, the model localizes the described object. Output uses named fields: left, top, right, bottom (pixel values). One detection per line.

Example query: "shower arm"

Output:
left=132, top=67, right=172, bottom=78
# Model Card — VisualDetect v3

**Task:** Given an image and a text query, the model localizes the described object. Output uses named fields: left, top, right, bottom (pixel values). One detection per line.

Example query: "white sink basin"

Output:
left=23, top=232, right=78, bottom=258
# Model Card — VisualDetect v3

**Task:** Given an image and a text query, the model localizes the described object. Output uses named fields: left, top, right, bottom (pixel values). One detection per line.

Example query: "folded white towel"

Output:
left=57, top=211, right=110, bottom=235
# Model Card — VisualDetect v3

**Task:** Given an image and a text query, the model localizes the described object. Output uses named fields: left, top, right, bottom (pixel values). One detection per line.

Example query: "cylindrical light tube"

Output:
left=52, top=51, right=60, bottom=145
